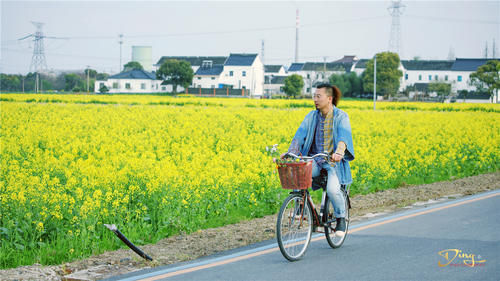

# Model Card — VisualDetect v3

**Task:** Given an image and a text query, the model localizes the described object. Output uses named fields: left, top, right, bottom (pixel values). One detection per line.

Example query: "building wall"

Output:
left=95, top=79, right=173, bottom=93
left=192, top=75, right=220, bottom=88
left=219, top=57, right=264, bottom=96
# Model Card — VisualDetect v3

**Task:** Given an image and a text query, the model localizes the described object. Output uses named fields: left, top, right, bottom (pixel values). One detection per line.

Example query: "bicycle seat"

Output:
left=311, top=168, right=328, bottom=191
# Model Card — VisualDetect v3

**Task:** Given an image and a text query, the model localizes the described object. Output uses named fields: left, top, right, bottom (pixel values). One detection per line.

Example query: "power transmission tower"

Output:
left=484, top=41, right=489, bottom=58
left=18, top=21, right=66, bottom=92
left=388, top=0, right=405, bottom=57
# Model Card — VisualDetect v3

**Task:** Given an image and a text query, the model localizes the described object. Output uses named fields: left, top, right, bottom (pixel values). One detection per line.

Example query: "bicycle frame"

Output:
left=293, top=188, right=331, bottom=233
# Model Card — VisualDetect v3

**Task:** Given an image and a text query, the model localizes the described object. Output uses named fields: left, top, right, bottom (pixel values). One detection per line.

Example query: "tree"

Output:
left=329, top=74, right=349, bottom=96
left=428, top=82, right=451, bottom=98
left=283, top=74, right=304, bottom=98
left=156, top=59, right=194, bottom=93
left=123, top=61, right=144, bottom=72
left=64, top=73, right=82, bottom=91
left=362, top=52, right=403, bottom=98
left=99, top=85, right=109, bottom=94
left=470, top=60, right=500, bottom=103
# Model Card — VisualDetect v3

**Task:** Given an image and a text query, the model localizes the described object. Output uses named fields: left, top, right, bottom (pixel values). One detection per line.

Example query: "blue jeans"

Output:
left=311, top=161, right=346, bottom=218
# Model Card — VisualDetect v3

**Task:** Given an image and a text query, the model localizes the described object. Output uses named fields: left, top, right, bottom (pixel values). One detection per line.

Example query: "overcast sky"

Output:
left=1, top=0, right=499, bottom=74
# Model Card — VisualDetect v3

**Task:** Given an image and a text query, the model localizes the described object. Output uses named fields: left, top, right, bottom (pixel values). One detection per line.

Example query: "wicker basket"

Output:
left=276, top=160, right=313, bottom=190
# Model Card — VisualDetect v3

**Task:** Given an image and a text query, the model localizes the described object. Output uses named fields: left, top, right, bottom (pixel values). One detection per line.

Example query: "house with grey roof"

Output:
left=288, top=58, right=354, bottom=95
left=192, top=64, right=224, bottom=89
left=263, top=75, right=288, bottom=96
left=94, top=69, right=171, bottom=93
left=217, top=53, right=264, bottom=96
left=264, top=65, right=286, bottom=75
left=155, top=56, right=227, bottom=73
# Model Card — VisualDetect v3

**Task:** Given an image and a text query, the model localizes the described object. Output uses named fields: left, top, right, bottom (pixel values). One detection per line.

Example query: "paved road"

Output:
left=108, top=190, right=500, bottom=281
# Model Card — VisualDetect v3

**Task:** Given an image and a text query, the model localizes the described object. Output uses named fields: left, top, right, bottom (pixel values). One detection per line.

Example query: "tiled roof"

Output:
left=451, top=58, right=499, bottom=71
left=401, top=60, right=454, bottom=70
left=302, top=62, right=350, bottom=72
left=354, top=59, right=369, bottom=69
left=288, top=63, right=305, bottom=71
left=265, top=65, right=283, bottom=73
left=265, top=75, right=287, bottom=84
left=224, top=53, right=258, bottom=66
left=195, top=64, right=224, bottom=76
left=109, top=69, right=156, bottom=80
left=333, top=55, right=359, bottom=64
left=155, top=56, right=227, bottom=66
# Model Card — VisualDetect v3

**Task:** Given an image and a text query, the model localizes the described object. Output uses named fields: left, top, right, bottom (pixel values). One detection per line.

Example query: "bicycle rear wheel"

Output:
left=324, top=190, right=349, bottom=248
left=276, top=193, right=313, bottom=261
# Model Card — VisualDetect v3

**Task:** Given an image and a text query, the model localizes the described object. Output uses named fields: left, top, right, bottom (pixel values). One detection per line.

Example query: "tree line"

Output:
left=0, top=70, right=109, bottom=93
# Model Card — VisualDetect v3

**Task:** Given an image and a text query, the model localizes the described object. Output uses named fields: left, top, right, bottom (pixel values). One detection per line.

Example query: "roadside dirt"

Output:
left=2, top=172, right=499, bottom=281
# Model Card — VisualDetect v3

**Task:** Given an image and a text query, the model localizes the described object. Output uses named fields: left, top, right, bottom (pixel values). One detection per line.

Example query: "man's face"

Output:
left=313, top=88, right=332, bottom=110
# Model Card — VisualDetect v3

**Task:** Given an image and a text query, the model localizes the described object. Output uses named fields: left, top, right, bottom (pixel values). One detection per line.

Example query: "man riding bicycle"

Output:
left=282, top=83, right=355, bottom=237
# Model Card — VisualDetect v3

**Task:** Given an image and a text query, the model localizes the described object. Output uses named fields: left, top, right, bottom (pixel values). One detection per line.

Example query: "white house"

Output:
left=218, top=53, right=264, bottom=96
left=192, top=62, right=224, bottom=89
left=155, top=56, right=227, bottom=75
left=94, top=69, right=172, bottom=94
left=286, top=56, right=358, bottom=95
left=263, top=75, right=287, bottom=96
left=264, top=65, right=286, bottom=76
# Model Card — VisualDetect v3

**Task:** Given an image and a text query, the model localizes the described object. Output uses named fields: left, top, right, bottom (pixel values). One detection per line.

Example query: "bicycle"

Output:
left=275, top=152, right=351, bottom=261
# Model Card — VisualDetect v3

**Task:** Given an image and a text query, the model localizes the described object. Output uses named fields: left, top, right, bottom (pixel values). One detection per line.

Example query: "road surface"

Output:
left=107, top=189, right=500, bottom=281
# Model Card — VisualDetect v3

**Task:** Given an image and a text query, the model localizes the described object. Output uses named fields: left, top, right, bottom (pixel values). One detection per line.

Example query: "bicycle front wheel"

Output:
left=276, top=193, right=313, bottom=261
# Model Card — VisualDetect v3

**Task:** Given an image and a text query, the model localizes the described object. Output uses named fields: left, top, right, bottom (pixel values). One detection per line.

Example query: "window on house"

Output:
left=211, top=85, right=215, bottom=88
left=458, top=75, right=462, bottom=82
left=161, top=86, right=166, bottom=91
left=418, top=75, right=422, bottom=81
left=445, top=75, right=448, bottom=81
left=229, top=71, right=233, bottom=77
left=428, top=75, right=432, bottom=81
left=197, top=77, right=201, bottom=80
left=113, top=82, right=119, bottom=89
left=100, top=82, right=105, bottom=88
left=141, top=83, right=146, bottom=90
left=242, top=71, right=246, bottom=77
left=435, top=75, right=438, bottom=81
left=405, top=74, right=408, bottom=80
left=307, top=74, right=310, bottom=79
left=125, top=83, right=131, bottom=89
left=211, top=77, right=215, bottom=80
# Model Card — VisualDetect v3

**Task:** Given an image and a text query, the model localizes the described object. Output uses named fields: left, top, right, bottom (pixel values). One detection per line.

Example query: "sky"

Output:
left=1, top=0, right=499, bottom=74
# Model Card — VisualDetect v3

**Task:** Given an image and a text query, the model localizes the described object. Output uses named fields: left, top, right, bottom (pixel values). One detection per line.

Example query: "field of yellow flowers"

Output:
left=0, top=94, right=498, bottom=268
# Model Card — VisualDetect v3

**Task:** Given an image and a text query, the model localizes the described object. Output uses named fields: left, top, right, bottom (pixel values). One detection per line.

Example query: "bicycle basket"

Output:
left=276, top=160, right=313, bottom=190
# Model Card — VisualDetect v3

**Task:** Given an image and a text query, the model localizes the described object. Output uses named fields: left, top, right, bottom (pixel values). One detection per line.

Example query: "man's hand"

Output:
left=331, top=153, right=343, bottom=162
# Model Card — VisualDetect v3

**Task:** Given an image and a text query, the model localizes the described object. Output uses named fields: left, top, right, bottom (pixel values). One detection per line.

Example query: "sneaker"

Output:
left=334, top=218, right=346, bottom=237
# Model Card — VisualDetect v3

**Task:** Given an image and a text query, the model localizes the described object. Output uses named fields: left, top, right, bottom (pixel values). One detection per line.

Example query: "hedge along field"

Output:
left=0, top=96, right=499, bottom=268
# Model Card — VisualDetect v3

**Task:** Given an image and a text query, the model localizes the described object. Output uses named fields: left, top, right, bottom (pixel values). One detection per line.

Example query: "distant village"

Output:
left=94, top=46, right=498, bottom=103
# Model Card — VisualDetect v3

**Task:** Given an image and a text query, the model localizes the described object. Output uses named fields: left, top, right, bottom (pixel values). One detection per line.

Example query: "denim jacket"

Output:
left=288, top=106, right=355, bottom=185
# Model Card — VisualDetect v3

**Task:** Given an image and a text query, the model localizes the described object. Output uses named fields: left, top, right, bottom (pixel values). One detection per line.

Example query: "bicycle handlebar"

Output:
left=284, top=152, right=329, bottom=160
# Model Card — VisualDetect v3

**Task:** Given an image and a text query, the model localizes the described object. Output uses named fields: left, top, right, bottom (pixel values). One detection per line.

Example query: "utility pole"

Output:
left=373, top=54, right=377, bottom=110
left=119, top=34, right=124, bottom=73
left=295, top=9, right=299, bottom=63
left=86, top=65, right=90, bottom=94
left=323, top=56, right=327, bottom=82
